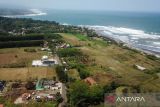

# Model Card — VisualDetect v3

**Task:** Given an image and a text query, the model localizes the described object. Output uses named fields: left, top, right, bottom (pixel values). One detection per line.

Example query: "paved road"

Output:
left=55, top=54, right=62, bottom=66
left=59, top=83, right=67, bottom=107
left=54, top=54, right=67, bottom=107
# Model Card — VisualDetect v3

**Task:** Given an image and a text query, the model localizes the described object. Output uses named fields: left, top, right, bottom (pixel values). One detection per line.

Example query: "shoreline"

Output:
left=83, top=26, right=160, bottom=58
left=101, top=32, right=160, bottom=58
left=1, top=9, right=47, bottom=18
left=0, top=13, right=159, bottom=58
left=2, top=13, right=47, bottom=18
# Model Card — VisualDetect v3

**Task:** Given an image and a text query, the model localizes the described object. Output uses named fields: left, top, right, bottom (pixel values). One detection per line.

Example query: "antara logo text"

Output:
left=105, top=95, right=146, bottom=104
left=116, top=96, right=146, bottom=102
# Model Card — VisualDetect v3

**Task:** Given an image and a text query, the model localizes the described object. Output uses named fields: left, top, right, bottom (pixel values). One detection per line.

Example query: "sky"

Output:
left=0, top=0, right=160, bottom=12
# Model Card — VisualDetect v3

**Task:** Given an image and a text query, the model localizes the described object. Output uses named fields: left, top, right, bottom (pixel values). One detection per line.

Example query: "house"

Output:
left=0, top=83, right=4, bottom=92
left=0, top=81, right=5, bottom=92
left=41, top=47, right=51, bottom=51
left=60, top=43, right=70, bottom=48
left=36, top=79, right=62, bottom=94
left=84, top=77, right=97, bottom=86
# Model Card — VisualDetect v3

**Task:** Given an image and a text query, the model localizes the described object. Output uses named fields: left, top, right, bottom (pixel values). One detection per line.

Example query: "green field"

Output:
left=60, top=33, right=160, bottom=91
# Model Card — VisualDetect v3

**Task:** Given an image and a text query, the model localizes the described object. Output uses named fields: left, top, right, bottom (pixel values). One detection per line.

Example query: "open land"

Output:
left=0, top=47, right=56, bottom=81
left=60, top=33, right=160, bottom=91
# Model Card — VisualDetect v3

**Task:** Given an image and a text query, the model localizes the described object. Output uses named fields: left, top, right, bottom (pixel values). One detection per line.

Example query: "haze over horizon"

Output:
left=0, top=0, right=160, bottom=12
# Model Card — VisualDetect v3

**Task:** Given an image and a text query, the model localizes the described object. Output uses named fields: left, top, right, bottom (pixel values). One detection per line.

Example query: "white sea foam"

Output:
left=86, top=25, right=160, bottom=56
left=153, top=42, right=160, bottom=45
left=88, top=26, right=160, bottom=39
left=61, top=23, right=71, bottom=26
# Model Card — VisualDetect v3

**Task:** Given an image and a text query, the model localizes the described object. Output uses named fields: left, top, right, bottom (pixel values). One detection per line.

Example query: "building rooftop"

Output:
left=84, top=77, right=97, bottom=86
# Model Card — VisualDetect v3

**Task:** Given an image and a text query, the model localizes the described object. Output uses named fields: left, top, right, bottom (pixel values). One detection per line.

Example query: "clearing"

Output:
left=60, top=33, right=160, bottom=91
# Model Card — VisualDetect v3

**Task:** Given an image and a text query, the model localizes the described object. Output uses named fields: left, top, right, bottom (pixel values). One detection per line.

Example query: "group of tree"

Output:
left=0, top=17, right=58, bottom=32
left=68, top=80, right=124, bottom=107
left=0, top=35, right=44, bottom=42
left=57, top=48, right=82, bottom=57
left=55, top=65, right=68, bottom=83
left=0, top=40, right=43, bottom=48
left=69, top=81, right=104, bottom=107
left=0, top=16, right=98, bottom=37
left=76, top=65, right=90, bottom=79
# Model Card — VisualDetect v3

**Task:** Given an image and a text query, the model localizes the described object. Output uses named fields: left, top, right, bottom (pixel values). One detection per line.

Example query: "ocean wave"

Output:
left=61, top=23, right=71, bottom=26
left=153, top=42, right=160, bottom=45
left=88, top=26, right=160, bottom=39
left=85, top=25, right=160, bottom=56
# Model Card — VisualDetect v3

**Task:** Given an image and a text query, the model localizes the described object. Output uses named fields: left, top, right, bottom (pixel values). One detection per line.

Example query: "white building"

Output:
left=32, top=56, right=58, bottom=67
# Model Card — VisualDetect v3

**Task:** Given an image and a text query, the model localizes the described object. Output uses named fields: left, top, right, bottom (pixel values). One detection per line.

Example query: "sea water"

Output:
left=14, top=9, right=160, bottom=56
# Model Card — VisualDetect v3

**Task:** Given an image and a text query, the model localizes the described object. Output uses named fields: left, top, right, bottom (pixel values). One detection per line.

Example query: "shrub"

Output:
left=25, top=81, right=35, bottom=90
left=24, top=48, right=37, bottom=52
left=55, top=66, right=68, bottom=82
left=0, top=62, right=26, bottom=68
left=0, top=40, right=43, bottom=48
left=146, top=54, right=159, bottom=60
left=57, top=48, right=81, bottom=57
left=77, top=67, right=90, bottom=79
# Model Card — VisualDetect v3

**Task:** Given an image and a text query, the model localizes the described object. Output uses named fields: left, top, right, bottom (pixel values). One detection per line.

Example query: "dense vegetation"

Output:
left=55, top=65, right=68, bottom=82
left=0, top=40, right=43, bottom=48
left=0, top=33, right=64, bottom=48
left=57, top=48, right=81, bottom=57
left=69, top=81, right=104, bottom=107
left=0, top=17, right=83, bottom=34
left=0, top=35, right=44, bottom=42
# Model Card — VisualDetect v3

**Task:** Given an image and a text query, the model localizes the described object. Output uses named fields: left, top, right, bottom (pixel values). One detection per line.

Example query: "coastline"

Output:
left=102, top=32, right=160, bottom=58
left=83, top=26, right=160, bottom=58
left=1, top=9, right=47, bottom=18
left=1, top=11, right=160, bottom=58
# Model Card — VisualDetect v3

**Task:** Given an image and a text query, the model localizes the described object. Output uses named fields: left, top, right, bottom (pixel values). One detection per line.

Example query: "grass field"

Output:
left=73, top=34, right=88, bottom=41
left=60, top=33, right=160, bottom=91
left=59, top=33, right=88, bottom=46
left=0, top=47, right=46, bottom=66
left=0, top=47, right=57, bottom=81
left=0, top=67, right=56, bottom=81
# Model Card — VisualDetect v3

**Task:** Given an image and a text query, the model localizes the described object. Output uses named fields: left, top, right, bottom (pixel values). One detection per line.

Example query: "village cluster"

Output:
left=0, top=41, right=66, bottom=105
left=0, top=79, right=63, bottom=104
left=0, top=37, right=101, bottom=106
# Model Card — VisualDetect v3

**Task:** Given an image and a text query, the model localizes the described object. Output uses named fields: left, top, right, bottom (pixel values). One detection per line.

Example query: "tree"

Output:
left=25, top=81, right=35, bottom=90
left=0, top=96, right=5, bottom=104
left=103, top=81, right=120, bottom=93
left=89, top=85, right=104, bottom=104
left=69, top=81, right=104, bottom=107
left=55, top=66, right=68, bottom=82
left=56, top=93, right=63, bottom=103
left=69, top=81, right=89, bottom=106
left=78, top=68, right=90, bottom=79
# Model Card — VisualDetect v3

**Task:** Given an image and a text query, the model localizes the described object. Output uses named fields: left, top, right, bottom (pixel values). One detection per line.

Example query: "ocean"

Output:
left=12, top=9, right=160, bottom=56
